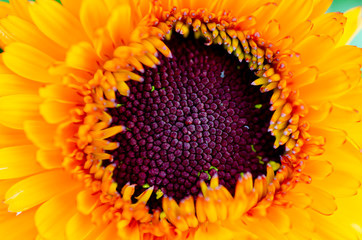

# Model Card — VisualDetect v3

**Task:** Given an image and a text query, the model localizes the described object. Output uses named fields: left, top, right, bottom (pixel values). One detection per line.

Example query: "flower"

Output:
left=0, top=0, right=362, bottom=239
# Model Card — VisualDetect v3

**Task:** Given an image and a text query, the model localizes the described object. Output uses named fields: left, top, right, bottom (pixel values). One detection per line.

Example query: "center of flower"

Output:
left=106, top=33, right=283, bottom=210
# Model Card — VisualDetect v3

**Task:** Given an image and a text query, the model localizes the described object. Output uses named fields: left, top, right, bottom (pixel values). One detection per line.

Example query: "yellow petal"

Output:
left=338, top=7, right=362, bottom=46
left=0, top=94, right=43, bottom=130
left=28, top=0, right=88, bottom=49
left=2, top=42, right=59, bottom=83
left=35, top=187, right=80, bottom=240
left=5, top=169, right=75, bottom=212
left=309, top=209, right=359, bottom=240
left=0, top=145, right=43, bottom=179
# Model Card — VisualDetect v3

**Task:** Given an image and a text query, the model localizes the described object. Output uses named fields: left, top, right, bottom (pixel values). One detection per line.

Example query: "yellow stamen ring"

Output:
left=60, top=5, right=325, bottom=237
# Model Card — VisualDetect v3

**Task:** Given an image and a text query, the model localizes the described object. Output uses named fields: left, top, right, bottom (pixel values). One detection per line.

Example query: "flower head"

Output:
left=0, top=0, right=361, bottom=239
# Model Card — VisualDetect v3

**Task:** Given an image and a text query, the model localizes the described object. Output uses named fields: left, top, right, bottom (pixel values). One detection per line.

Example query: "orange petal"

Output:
left=312, top=171, right=361, bottom=197
left=293, top=183, right=337, bottom=215
left=290, top=66, right=318, bottom=88
left=39, top=84, right=83, bottom=104
left=0, top=2, right=12, bottom=19
left=266, top=206, right=291, bottom=234
left=117, top=220, right=140, bottom=240
left=0, top=94, right=43, bottom=129
left=35, top=187, right=80, bottom=240
left=61, top=0, right=82, bottom=17
left=288, top=20, right=313, bottom=48
left=320, top=141, right=362, bottom=179
left=283, top=206, right=314, bottom=239
left=24, top=121, right=57, bottom=150
left=194, top=222, right=234, bottom=240
left=36, top=149, right=63, bottom=169
left=5, top=169, right=75, bottom=212
left=310, top=12, right=345, bottom=43
left=0, top=145, right=43, bottom=179
left=317, top=45, right=362, bottom=73
left=0, top=208, right=38, bottom=240
left=106, top=4, right=132, bottom=46
left=271, top=0, right=313, bottom=37
left=2, top=42, right=59, bottom=83
left=216, top=0, right=271, bottom=23
left=309, top=209, right=359, bottom=240
left=66, top=213, right=96, bottom=240
left=309, top=127, right=346, bottom=147
left=80, top=0, right=109, bottom=38
left=242, top=217, right=287, bottom=239
left=308, top=0, right=333, bottom=20
left=98, top=222, right=122, bottom=240
left=317, top=103, right=361, bottom=127
left=300, top=66, right=360, bottom=103
left=76, top=189, right=100, bottom=215
left=40, top=100, right=75, bottom=124
left=294, top=35, right=335, bottom=67
left=0, top=123, right=31, bottom=148
left=28, top=0, right=88, bottom=49
left=303, top=160, right=333, bottom=180
left=66, top=41, right=101, bottom=73
left=281, top=191, right=312, bottom=209
left=9, top=0, right=32, bottom=22
left=0, top=179, right=19, bottom=200
left=0, top=15, right=65, bottom=59
left=0, top=74, right=42, bottom=96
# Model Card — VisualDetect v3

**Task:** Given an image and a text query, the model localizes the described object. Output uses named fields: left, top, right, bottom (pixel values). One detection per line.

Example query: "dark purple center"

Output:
left=106, top=33, right=283, bottom=210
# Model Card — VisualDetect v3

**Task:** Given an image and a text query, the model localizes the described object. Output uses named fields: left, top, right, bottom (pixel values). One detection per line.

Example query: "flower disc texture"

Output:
left=0, top=0, right=361, bottom=240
